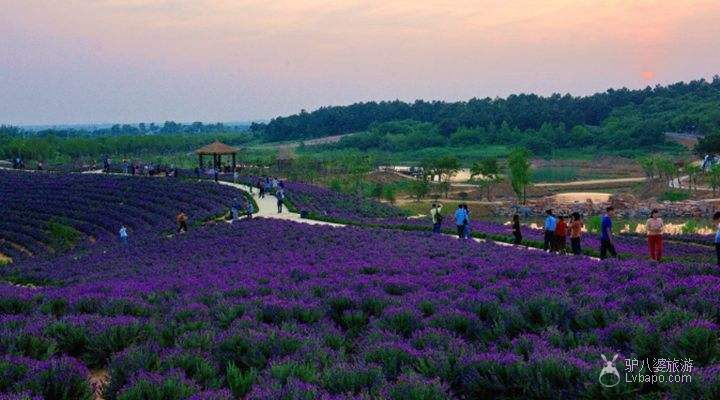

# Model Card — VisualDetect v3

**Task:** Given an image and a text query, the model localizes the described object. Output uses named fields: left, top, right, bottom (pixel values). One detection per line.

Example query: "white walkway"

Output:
left=218, top=181, right=345, bottom=227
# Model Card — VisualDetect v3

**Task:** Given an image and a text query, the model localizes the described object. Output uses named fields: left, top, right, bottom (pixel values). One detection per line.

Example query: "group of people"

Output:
left=541, top=210, right=587, bottom=255
left=123, top=160, right=178, bottom=177
left=429, top=202, right=667, bottom=262
left=429, top=203, right=473, bottom=239
left=256, top=176, right=286, bottom=213
left=118, top=198, right=257, bottom=244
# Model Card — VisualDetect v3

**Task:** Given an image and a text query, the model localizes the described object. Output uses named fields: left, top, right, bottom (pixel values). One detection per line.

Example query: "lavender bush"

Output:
left=1, top=219, right=718, bottom=398
left=0, top=170, right=246, bottom=260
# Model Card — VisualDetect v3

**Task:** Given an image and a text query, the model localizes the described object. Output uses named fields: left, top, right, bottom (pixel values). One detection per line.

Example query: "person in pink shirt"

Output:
left=646, top=209, right=664, bottom=262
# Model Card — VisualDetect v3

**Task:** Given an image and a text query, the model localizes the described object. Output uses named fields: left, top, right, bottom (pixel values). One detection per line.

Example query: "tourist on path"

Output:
left=430, top=203, right=443, bottom=234
left=176, top=212, right=189, bottom=233
left=512, top=214, right=522, bottom=244
left=714, top=212, right=720, bottom=266
left=245, top=199, right=254, bottom=219
left=119, top=225, right=128, bottom=245
left=231, top=197, right=243, bottom=222
left=570, top=212, right=584, bottom=255
left=258, top=178, right=265, bottom=198
left=543, top=209, right=557, bottom=252
left=554, top=215, right=567, bottom=253
left=276, top=189, right=285, bottom=213
left=599, top=206, right=618, bottom=259
left=645, top=209, right=664, bottom=262
left=462, top=204, right=472, bottom=239
left=454, top=204, right=467, bottom=239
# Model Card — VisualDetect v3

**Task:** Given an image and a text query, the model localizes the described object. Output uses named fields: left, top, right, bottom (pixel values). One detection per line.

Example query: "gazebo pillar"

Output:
left=232, top=153, right=236, bottom=171
left=199, top=154, right=204, bottom=169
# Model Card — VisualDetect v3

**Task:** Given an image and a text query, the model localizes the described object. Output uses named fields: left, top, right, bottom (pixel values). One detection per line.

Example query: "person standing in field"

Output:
left=599, top=206, right=618, bottom=259
left=176, top=212, right=189, bottom=233
left=454, top=204, right=467, bottom=239
left=714, top=212, right=720, bottom=266
left=430, top=203, right=443, bottom=234
left=554, top=215, right=568, bottom=253
left=462, top=204, right=472, bottom=239
left=645, top=209, right=664, bottom=262
left=512, top=214, right=522, bottom=244
left=543, top=209, right=557, bottom=252
left=119, top=225, right=128, bottom=245
left=570, top=212, right=584, bottom=255
left=245, top=199, right=254, bottom=219
left=276, top=188, right=285, bottom=213
left=231, top=198, right=242, bottom=223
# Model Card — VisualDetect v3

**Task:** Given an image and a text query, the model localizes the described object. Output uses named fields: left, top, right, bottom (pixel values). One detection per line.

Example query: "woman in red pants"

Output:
left=645, top=209, right=664, bottom=262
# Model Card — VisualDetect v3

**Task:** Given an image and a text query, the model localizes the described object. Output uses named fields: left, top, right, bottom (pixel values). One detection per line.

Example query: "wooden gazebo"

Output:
left=195, top=141, right=240, bottom=171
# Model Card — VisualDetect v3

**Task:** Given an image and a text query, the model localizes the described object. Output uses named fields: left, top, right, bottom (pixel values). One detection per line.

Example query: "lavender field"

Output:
left=1, top=217, right=719, bottom=399
left=2, top=172, right=720, bottom=399
left=0, top=170, right=245, bottom=260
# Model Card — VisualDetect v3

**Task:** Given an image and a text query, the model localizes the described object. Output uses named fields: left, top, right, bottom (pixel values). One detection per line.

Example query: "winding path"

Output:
left=217, top=181, right=345, bottom=227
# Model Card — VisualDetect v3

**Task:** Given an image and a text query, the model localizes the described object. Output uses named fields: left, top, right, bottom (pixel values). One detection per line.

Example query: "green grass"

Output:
left=300, top=145, right=510, bottom=166
left=531, top=167, right=578, bottom=183
left=658, top=189, right=691, bottom=202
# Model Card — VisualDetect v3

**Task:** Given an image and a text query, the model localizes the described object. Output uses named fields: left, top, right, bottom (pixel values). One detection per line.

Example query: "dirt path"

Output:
left=534, top=177, right=646, bottom=187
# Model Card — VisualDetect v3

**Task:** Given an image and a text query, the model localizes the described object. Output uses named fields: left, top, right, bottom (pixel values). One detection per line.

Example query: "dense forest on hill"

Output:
left=253, top=77, right=720, bottom=154
left=3, top=77, right=720, bottom=163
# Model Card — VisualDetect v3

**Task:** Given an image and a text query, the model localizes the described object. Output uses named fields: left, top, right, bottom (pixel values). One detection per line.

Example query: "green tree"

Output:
left=507, top=148, right=532, bottom=204
left=708, top=164, right=720, bottom=194
left=470, top=157, right=503, bottom=201
left=685, top=163, right=702, bottom=192
left=434, top=156, right=460, bottom=198
left=408, top=180, right=430, bottom=201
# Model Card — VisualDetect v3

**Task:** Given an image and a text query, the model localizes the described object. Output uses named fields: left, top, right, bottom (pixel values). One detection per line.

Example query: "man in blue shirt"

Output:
left=713, top=212, right=720, bottom=266
left=543, top=209, right=556, bottom=251
left=599, top=206, right=617, bottom=259
left=454, top=204, right=467, bottom=239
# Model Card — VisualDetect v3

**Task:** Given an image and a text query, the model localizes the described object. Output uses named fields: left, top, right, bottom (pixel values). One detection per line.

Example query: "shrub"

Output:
left=387, top=373, right=450, bottom=400
left=270, top=362, right=318, bottom=384
left=106, top=345, right=161, bottom=400
left=116, top=372, right=197, bottom=400
left=381, top=310, right=422, bottom=338
left=226, top=362, right=256, bottom=398
left=659, top=189, right=691, bottom=202
left=321, top=364, right=383, bottom=395
left=669, top=325, right=719, bottom=366
left=23, top=357, right=93, bottom=400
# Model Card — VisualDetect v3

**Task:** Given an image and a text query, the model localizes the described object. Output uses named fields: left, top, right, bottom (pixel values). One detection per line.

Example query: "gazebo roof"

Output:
left=195, top=141, right=240, bottom=155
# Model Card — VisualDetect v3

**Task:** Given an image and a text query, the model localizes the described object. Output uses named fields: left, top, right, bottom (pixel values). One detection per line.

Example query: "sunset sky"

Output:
left=2, top=0, right=720, bottom=125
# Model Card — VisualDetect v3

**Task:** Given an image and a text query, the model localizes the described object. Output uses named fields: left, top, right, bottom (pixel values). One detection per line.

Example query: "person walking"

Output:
left=462, top=204, right=472, bottom=239
left=714, top=212, right=720, bottom=266
left=454, top=204, right=467, bottom=239
left=245, top=199, right=254, bottom=219
left=119, top=225, right=128, bottom=245
left=176, top=212, right=189, bottom=233
left=430, top=203, right=443, bottom=234
left=646, top=209, right=664, bottom=262
left=231, top=198, right=242, bottom=223
left=258, top=178, right=265, bottom=198
left=276, top=189, right=285, bottom=213
left=512, top=214, right=522, bottom=244
left=599, top=206, right=618, bottom=259
left=570, top=212, right=584, bottom=255
left=554, top=215, right=568, bottom=253
left=543, top=210, right=557, bottom=252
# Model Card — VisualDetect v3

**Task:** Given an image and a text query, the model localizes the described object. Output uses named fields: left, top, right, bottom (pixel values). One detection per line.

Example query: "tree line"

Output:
left=251, top=77, right=720, bottom=146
